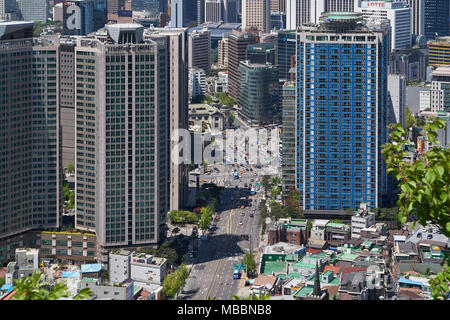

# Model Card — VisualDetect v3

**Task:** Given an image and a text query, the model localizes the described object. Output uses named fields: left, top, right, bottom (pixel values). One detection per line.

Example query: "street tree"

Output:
left=382, top=118, right=450, bottom=299
left=162, top=264, right=190, bottom=299
left=242, top=252, right=257, bottom=277
left=13, top=271, right=92, bottom=300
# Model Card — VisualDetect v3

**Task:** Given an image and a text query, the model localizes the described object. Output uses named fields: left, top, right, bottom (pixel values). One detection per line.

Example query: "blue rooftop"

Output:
left=81, top=264, right=103, bottom=273
left=1, top=284, right=13, bottom=292
left=61, top=271, right=80, bottom=278
left=398, top=277, right=426, bottom=287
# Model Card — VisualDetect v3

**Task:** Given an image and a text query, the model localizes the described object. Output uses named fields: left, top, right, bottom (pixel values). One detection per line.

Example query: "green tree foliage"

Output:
left=66, top=162, right=75, bottom=174
left=217, top=92, right=236, bottom=108
left=261, top=175, right=272, bottom=194
left=228, top=112, right=236, bottom=126
left=242, top=252, right=257, bottom=276
left=13, top=271, right=91, bottom=300
left=271, top=177, right=281, bottom=185
left=188, top=162, right=195, bottom=171
left=406, top=106, right=416, bottom=129
left=0, top=276, right=5, bottom=287
left=199, top=206, right=214, bottom=234
left=162, top=264, right=189, bottom=299
left=270, top=186, right=281, bottom=198
left=168, top=210, right=199, bottom=224
left=382, top=118, right=450, bottom=299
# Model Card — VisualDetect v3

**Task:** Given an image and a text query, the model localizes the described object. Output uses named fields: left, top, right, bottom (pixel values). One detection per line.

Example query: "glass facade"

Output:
left=296, top=27, right=387, bottom=212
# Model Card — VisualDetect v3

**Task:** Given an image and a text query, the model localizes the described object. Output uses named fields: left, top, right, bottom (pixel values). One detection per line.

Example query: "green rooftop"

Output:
left=309, top=274, right=341, bottom=285
left=292, top=261, right=316, bottom=269
left=262, top=261, right=286, bottom=275
left=285, top=254, right=298, bottom=261
left=336, top=253, right=359, bottom=262
left=326, top=222, right=346, bottom=228
left=294, top=285, right=314, bottom=298
left=286, top=272, right=301, bottom=279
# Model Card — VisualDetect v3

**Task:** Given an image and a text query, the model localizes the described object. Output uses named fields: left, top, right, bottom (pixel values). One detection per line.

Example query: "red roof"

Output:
left=306, top=248, right=322, bottom=254
left=340, top=266, right=367, bottom=280
left=323, top=265, right=341, bottom=276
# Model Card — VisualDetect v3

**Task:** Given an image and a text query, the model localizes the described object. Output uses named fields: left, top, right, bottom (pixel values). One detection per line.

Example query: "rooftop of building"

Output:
left=81, top=264, right=104, bottom=273
left=293, top=285, right=314, bottom=298
left=189, top=103, right=222, bottom=115
left=335, top=252, right=359, bottom=262
left=264, top=242, right=304, bottom=255
left=432, top=66, right=450, bottom=77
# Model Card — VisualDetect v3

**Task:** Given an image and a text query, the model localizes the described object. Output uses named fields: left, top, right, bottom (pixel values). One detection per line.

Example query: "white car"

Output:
left=239, top=221, right=243, bottom=225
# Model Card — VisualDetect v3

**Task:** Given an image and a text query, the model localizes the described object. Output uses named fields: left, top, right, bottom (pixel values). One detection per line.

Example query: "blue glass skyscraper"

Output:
left=294, top=12, right=388, bottom=213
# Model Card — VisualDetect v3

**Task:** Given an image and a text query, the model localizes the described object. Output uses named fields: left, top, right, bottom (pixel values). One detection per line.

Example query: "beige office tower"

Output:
left=188, top=27, right=211, bottom=74
left=74, top=24, right=171, bottom=258
left=241, top=0, right=270, bottom=33
left=144, top=27, right=189, bottom=213
left=0, top=22, right=61, bottom=241
left=218, top=35, right=229, bottom=68
left=270, top=0, right=286, bottom=12
left=59, top=39, right=76, bottom=168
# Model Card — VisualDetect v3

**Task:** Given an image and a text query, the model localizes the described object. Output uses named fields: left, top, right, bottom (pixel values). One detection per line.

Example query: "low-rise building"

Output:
left=189, top=103, right=225, bottom=132
left=325, top=222, right=350, bottom=247
left=267, top=218, right=308, bottom=246
left=79, top=278, right=135, bottom=300
left=109, top=250, right=131, bottom=285
left=250, top=274, right=280, bottom=296
left=130, top=252, right=167, bottom=285
left=5, top=248, right=40, bottom=285
left=338, top=271, right=369, bottom=300
left=351, top=203, right=376, bottom=239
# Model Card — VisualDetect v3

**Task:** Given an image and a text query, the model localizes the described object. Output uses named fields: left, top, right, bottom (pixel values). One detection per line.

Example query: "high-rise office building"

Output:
left=277, top=30, right=296, bottom=81
left=423, top=0, right=449, bottom=40
left=93, top=0, right=108, bottom=30
left=237, top=61, right=279, bottom=125
left=0, top=22, right=34, bottom=240
left=387, top=74, right=406, bottom=129
left=281, top=81, right=296, bottom=197
left=294, top=12, right=388, bottom=212
left=286, top=0, right=357, bottom=29
left=205, top=0, right=222, bottom=22
left=0, top=0, right=17, bottom=19
left=218, top=35, right=229, bottom=68
left=107, top=0, right=125, bottom=13
left=355, top=0, right=411, bottom=51
left=170, top=0, right=184, bottom=27
left=74, top=24, right=170, bottom=252
left=227, top=29, right=258, bottom=99
left=144, top=27, right=189, bottom=214
left=241, top=0, right=270, bottom=32
left=188, top=28, right=211, bottom=73
left=429, top=67, right=450, bottom=113
left=429, top=37, right=450, bottom=67
left=31, top=38, right=62, bottom=230
left=197, top=0, right=205, bottom=24
left=17, top=0, right=48, bottom=22
left=246, top=42, right=276, bottom=65
left=270, top=11, right=286, bottom=30
left=63, top=0, right=95, bottom=36
left=270, top=0, right=286, bottom=12
left=223, top=0, right=238, bottom=22
left=59, top=39, right=77, bottom=168
left=404, top=0, right=424, bottom=36
left=0, top=21, right=61, bottom=241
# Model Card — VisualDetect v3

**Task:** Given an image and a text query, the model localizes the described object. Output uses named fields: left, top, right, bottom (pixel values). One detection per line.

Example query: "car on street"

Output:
left=427, top=234, right=433, bottom=239
left=250, top=213, right=254, bottom=217
left=239, top=221, right=243, bottom=225
left=241, top=212, right=245, bottom=216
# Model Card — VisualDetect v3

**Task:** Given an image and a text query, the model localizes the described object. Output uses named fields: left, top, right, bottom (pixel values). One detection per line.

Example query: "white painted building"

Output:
left=419, top=90, right=431, bottom=112
left=429, top=67, right=450, bottom=113
left=130, top=252, right=167, bottom=285
left=189, top=67, right=207, bottom=97
left=351, top=203, right=376, bottom=239
left=215, top=71, right=228, bottom=93
left=310, top=219, right=329, bottom=241
left=355, top=0, right=411, bottom=50
left=109, top=249, right=131, bottom=285
left=387, top=74, right=406, bottom=128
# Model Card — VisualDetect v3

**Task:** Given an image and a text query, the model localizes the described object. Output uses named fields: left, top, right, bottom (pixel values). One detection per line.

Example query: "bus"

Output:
left=234, top=170, right=239, bottom=179
left=233, top=269, right=241, bottom=279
